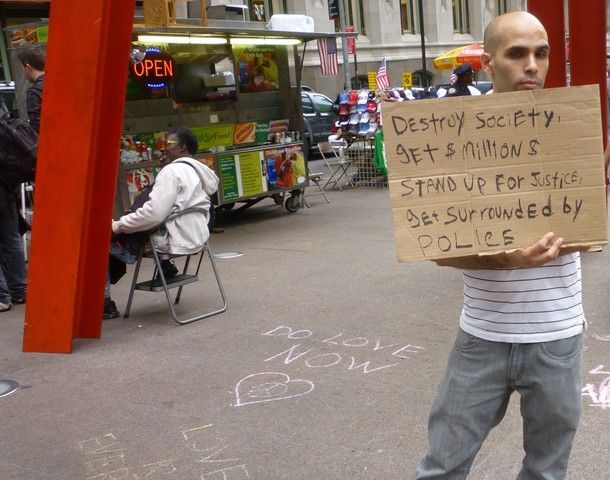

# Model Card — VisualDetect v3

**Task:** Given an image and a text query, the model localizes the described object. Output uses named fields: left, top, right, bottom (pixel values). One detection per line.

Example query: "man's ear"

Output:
left=480, top=53, right=493, bottom=77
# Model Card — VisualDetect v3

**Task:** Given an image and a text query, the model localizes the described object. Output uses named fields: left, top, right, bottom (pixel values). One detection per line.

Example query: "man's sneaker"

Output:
left=0, top=302, right=12, bottom=312
left=152, top=259, right=179, bottom=285
left=11, top=293, right=26, bottom=304
left=102, top=298, right=120, bottom=319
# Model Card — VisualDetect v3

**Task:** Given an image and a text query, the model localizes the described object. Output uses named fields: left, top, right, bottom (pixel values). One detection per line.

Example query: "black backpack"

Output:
left=0, top=112, right=38, bottom=186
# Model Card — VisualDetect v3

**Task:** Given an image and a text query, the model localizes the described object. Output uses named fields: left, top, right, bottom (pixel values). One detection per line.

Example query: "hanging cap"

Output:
left=453, top=63, right=473, bottom=76
left=339, top=91, right=350, bottom=104
left=348, top=91, right=359, bottom=105
left=399, top=89, right=415, bottom=100
left=358, top=91, right=369, bottom=104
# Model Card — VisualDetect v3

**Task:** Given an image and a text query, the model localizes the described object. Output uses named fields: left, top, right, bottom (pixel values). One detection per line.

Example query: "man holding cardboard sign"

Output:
left=412, top=11, right=605, bottom=479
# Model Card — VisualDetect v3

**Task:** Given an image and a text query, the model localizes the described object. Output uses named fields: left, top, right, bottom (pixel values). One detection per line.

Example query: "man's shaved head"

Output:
left=481, top=11, right=549, bottom=93
left=484, top=11, right=547, bottom=55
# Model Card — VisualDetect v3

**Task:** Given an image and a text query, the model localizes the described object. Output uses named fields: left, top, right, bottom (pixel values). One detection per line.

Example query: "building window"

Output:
left=453, top=0, right=470, bottom=34
left=337, top=0, right=366, bottom=35
left=495, top=0, right=507, bottom=14
left=332, top=0, right=366, bottom=35
left=400, top=0, right=419, bottom=34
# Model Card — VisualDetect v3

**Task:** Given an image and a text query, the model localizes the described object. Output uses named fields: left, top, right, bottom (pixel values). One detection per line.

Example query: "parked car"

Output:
left=0, top=81, right=17, bottom=118
left=473, top=80, right=493, bottom=94
left=301, top=90, right=338, bottom=159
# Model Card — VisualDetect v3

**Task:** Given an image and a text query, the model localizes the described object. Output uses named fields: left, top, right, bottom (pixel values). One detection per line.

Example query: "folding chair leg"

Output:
left=323, top=174, right=343, bottom=191
left=174, top=255, right=193, bottom=305
left=163, top=243, right=227, bottom=325
left=123, top=246, right=144, bottom=318
left=124, top=242, right=227, bottom=325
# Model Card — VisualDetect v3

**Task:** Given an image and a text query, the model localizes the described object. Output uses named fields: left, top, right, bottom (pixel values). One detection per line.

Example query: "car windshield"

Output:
left=311, top=94, right=333, bottom=114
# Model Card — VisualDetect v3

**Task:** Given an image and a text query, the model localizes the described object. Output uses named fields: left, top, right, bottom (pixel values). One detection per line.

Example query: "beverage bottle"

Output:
left=266, top=158, right=277, bottom=185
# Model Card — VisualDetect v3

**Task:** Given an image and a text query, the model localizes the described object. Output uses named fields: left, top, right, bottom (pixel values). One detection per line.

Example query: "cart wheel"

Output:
left=284, top=194, right=300, bottom=213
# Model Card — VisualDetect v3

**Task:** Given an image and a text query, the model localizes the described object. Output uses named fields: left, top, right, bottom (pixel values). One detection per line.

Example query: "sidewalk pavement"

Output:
left=0, top=185, right=608, bottom=479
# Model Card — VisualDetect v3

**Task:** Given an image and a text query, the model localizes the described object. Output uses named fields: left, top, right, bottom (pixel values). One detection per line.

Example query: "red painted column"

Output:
left=527, top=0, right=567, bottom=88
left=568, top=0, right=607, bottom=143
left=23, top=0, right=135, bottom=352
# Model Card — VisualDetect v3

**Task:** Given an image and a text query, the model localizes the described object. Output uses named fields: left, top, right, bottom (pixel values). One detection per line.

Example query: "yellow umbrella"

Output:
left=433, top=43, right=484, bottom=70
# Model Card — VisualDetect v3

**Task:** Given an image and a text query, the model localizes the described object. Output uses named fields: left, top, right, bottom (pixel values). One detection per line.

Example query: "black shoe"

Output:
left=11, top=293, right=26, bottom=304
left=103, top=298, right=120, bottom=319
left=153, top=260, right=178, bottom=284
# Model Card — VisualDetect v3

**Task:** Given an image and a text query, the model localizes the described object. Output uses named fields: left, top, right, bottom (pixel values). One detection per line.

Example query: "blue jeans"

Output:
left=104, top=240, right=140, bottom=298
left=416, top=329, right=582, bottom=480
left=0, top=184, right=27, bottom=304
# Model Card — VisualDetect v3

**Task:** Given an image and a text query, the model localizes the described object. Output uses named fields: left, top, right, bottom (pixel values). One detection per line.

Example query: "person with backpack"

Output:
left=0, top=114, right=30, bottom=312
left=103, top=127, right=219, bottom=319
left=18, top=47, right=45, bottom=134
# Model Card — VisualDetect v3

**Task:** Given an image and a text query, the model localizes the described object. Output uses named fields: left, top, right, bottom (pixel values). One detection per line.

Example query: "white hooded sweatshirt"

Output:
left=112, top=157, right=219, bottom=254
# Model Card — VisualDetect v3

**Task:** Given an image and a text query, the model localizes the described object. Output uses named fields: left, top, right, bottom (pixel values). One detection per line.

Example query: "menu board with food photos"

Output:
left=233, top=45, right=279, bottom=93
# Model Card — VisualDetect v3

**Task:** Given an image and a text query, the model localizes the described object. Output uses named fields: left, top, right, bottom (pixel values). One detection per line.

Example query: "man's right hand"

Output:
left=507, top=232, right=563, bottom=267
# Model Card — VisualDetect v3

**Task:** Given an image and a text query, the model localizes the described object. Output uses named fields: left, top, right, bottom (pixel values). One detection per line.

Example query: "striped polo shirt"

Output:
left=459, top=252, right=585, bottom=343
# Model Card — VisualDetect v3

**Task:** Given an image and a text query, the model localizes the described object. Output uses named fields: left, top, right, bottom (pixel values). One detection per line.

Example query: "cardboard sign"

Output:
left=383, top=85, right=607, bottom=262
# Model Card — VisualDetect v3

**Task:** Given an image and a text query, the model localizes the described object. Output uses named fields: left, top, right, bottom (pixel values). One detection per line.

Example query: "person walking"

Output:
left=416, top=11, right=588, bottom=479
left=18, top=47, right=45, bottom=134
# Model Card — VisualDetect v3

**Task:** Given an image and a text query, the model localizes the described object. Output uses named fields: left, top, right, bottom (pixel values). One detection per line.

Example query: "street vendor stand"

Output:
left=117, top=21, right=339, bottom=215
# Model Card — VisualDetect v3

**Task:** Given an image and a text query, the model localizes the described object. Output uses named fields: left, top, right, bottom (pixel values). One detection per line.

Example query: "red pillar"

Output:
left=527, top=0, right=567, bottom=88
left=22, top=0, right=135, bottom=352
left=568, top=0, right=607, bottom=142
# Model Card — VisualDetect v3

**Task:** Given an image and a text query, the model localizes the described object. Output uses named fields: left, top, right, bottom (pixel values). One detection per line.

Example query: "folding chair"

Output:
left=317, top=141, right=354, bottom=191
left=123, top=208, right=227, bottom=325
left=300, top=171, right=331, bottom=208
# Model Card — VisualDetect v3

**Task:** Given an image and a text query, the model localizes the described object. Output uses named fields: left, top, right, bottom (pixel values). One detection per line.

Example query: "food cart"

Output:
left=116, top=22, right=338, bottom=215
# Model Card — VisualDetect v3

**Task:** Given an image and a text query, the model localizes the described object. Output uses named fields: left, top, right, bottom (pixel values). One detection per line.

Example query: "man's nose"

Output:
left=525, top=54, right=538, bottom=72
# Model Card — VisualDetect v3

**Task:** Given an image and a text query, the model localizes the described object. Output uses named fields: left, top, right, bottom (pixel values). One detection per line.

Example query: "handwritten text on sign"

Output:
left=383, top=85, right=607, bottom=261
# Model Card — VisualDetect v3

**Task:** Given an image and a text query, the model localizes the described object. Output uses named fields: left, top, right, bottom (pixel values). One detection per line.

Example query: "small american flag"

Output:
left=317, top=37, right=338, bottom=76
left=376, top=57, right=390, bottom=90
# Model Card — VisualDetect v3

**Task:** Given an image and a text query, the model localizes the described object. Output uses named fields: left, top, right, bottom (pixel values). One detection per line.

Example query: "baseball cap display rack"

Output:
left=335, top=88, right=386, bottom=187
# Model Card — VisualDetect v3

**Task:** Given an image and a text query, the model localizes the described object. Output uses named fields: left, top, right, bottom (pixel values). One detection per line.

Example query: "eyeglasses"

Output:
left=165, top=140, right=178, bottom=145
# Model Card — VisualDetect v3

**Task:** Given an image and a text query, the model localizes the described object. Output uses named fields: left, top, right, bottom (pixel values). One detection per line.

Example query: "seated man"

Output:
left=104, top=127, right=219, bottom=319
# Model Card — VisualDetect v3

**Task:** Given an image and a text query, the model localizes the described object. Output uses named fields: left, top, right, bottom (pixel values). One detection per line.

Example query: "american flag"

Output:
left=376, top=57, right=391, bottom=90
left=317, top=37, right=338, bottom=76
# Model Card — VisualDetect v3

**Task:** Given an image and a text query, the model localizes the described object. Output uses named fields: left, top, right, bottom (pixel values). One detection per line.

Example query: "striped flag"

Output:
left=376, top=57, right=391, bottom=90
left=317, top=37, right=338, bottom=76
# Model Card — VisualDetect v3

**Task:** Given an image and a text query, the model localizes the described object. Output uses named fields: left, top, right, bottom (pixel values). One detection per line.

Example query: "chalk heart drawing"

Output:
left=234, top=372, right=315, bottom=407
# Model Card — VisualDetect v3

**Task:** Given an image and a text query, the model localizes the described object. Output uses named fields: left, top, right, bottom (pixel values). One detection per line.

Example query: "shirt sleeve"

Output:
left=113, top=168, right=181, bottom=234
left=26, top=87, right=42, bottom=133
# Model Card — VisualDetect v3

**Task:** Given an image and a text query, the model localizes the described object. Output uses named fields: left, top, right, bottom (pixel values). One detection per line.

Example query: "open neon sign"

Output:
left=130, top=48, right=175, bottom=89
